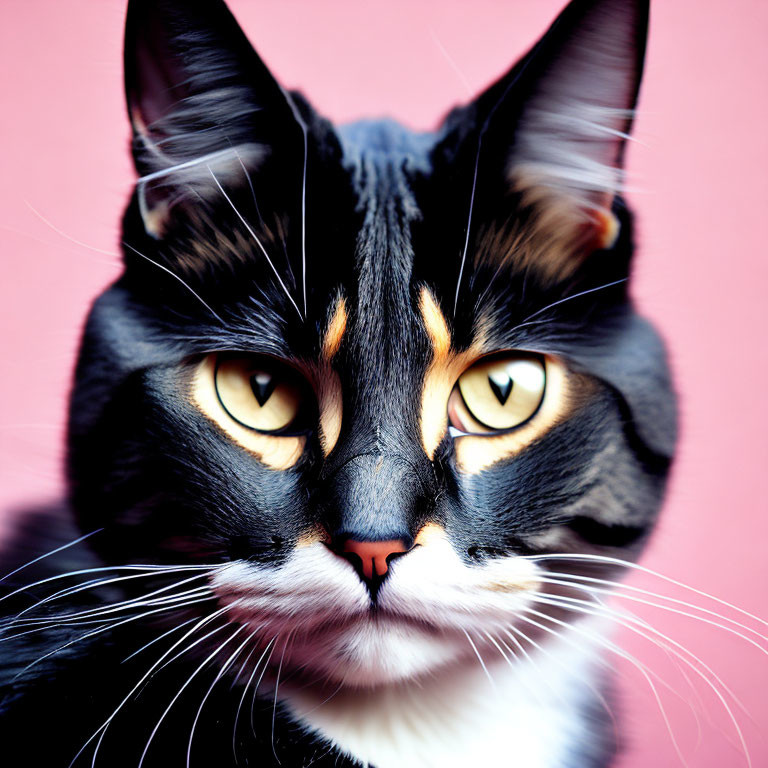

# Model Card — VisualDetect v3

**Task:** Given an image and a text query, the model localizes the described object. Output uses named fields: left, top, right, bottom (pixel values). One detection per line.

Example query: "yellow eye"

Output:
left=448, top=354, right=546, bottom=434
left=214, top=355, right=307, bottom=434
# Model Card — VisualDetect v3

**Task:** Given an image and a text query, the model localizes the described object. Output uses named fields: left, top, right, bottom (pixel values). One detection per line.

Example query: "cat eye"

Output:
left=214, top=355, right=310, bottom=434
left=448, top=354, right=546, bottom=434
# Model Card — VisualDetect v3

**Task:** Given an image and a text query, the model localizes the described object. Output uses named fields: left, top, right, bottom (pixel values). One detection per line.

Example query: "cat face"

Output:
left=67, top=0, right=675, bottom=687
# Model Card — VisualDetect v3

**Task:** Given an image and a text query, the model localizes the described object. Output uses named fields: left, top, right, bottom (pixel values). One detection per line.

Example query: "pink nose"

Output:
left=341, top=539, right=409, bottom=581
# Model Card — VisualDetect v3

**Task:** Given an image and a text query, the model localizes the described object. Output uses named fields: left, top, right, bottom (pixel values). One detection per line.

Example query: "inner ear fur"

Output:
left=436, top=0, right=648, bottom=282
left=124, top=0, right=309, bottom=239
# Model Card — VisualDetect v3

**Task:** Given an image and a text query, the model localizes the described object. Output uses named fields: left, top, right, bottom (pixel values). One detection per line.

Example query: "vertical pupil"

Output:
left=251, top=371, right=276, bottom=407
left=488, top=370, right=513, bottom=405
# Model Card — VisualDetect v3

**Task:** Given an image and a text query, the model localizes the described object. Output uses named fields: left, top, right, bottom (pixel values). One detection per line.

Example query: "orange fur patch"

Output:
left=322, top=298, right=348, bottom=361
left=419, top=288, right=485, bottom=459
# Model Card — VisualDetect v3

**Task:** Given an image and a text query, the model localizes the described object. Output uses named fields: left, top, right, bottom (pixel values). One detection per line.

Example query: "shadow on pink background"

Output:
left=1, top=1, right=766, bottom=765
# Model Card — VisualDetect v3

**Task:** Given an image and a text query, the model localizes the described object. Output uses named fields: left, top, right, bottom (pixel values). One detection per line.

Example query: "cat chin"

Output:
left=211, top=541, right=543, bottom=688
left=281, top=618, right=466, bottom=687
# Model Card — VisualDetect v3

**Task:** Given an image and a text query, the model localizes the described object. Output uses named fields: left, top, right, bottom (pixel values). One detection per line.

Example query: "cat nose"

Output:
left=337, top=538, right=411, bottom=582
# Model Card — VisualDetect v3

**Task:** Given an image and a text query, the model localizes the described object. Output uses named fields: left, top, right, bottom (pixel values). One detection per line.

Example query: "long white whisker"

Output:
left=23, top=201, right=119, bottom=258
left=270, top=631, right=294, bottom=765
left=122, top=616, right=202, bottom=663
left=512, top=278, right=628, bottom=330
left=452, top=51, right=540, bottom=316
left=502, top=621, right=617, bottom=732
left=526, top=553, right=768, bottom=630
left=487, top=628, right=556, bottom=709
left=69, top=603, right=238, bottom=768
left=0, top=563, right=219, bottom=610
left=537, top=575, right=768, bottom=655
left=7, top=569, right=216, bottom=628
left=233, top=635, right=276, bottom=759
left=186, top=627, right=257, bottom=768
left=530, top=594, right=752, bottom=766
left=229, top=635, right=261, bottom=692
left=277, top=86, right=309, bottom=319
left=251, top=637, right=279, bottom=739
left=152, top=621, right=233, bottom=678
left=2, top=589, right=211, bottom=642
left=517, top=606, right=689, bottom=767
left=13, top=596, right=215, bottom=683
left=541, top=571, right=768, bottom=645
left=138, top=624, right=246, bottom=768
left=453, top=146, right=481, bottom=316
left=207, top=166, right=303, bottom=321
left=461, top=628, right=495, bottom=688
left=122, top=241, right=225, bottom=324
left=533, top=591, right=751, bottom=718
left=5, top=586, right=213, bottom=636
left=0, top=528, right=103, bottom=584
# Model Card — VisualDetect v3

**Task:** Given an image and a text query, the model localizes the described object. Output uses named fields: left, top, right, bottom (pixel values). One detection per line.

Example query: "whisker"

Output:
left=0, top=563, right=218, bottom=611
left=12, top=596, right=215, bottom=683
left=525, top=553, right=768, bottom=630
left=502, top=621, right=617, bottom=732
left=461, top=628, right=495, bottom=688
left=122, top=241, right=225, bottom=324
left=277, top=86, right=309, bottom=319
left=540, top=571, right=768, bottom=645
left=250, top=637, right=278, bottom=739
left=511, top=278, right=628, bottom=331
left=271, top=631, right=294, bottom=765
left=6, top=569, right=216, bottom=628
left=4, top=586, right=213, bottom=635
left=0, top=528, right=104, bottom=584
left=69, top=603, right=238, bottom=768
left=187, top=628, right=258, bottom=768
left=453, top=50, right=539, bottom=316
left=453, top=145, right=481, bottom=316
left=429, top=28, right=473, bottom=96
left=536, top=575, right=768, bottom=654
left=23, top=201, right=119, bottom=258
left=485, top=628, right=553, bottom=709
left=121, top=616, right=202, bottom=663
left=207, top=166, right=303, bottom=321
left=528, top=595, right=752, bottom=766
left=517, top=606, right=690, bottom=767
left=138, top=624, right=246, bottom=768
left=532, top=591, right=751, bottom=718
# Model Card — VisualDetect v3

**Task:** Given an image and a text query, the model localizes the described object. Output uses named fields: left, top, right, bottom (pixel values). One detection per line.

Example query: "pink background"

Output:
left=1, top=1, right=766, bottom=765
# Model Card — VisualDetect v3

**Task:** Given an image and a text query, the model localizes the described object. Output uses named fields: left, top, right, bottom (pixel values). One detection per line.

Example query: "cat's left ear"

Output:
left=435, top=0, right=648, bottom=280
left=124, top=0, right=307, bottom=237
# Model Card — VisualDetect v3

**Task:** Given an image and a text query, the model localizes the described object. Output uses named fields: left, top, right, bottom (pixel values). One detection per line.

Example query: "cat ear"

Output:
left=124, top=0, right=303, bottom=238
left=439, top=0, right=648, bottom=280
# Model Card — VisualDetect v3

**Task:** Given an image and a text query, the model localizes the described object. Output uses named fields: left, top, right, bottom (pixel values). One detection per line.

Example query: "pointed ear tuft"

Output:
left=124, top=0, right=300, bottom=238
left=507, top=0, right=648, bottom=253
left=439, top=0, right=649, bottom=286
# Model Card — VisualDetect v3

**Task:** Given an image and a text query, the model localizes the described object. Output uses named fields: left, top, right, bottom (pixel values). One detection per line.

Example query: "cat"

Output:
left=0, top=0, right=678, bottom=766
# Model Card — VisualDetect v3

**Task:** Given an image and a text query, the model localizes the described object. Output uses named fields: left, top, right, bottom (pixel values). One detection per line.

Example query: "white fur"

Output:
left=211, top=537, right=611, bottom=766
left=284, top=628, right=605, bottom=768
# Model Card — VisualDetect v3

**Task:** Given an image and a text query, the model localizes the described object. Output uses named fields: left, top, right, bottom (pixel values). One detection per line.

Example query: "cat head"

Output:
left=67, top=0, right=676, bottom=686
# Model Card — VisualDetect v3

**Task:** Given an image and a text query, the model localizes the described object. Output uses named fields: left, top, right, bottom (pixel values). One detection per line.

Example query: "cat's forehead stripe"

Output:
left=419, top=288, right=451, bottom=358
left=419, top=287, right=481, bottom=460
left=322, top=297, right=348, bottom=361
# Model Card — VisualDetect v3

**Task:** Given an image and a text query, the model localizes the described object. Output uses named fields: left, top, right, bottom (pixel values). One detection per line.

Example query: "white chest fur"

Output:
left=280, top=627, right=605, bottom=768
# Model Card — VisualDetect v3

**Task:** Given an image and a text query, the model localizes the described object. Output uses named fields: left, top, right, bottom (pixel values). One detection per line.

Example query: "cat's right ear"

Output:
left=124, top=0, right=304, bottom=238
left=430, top=0, right=648, bottom=292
